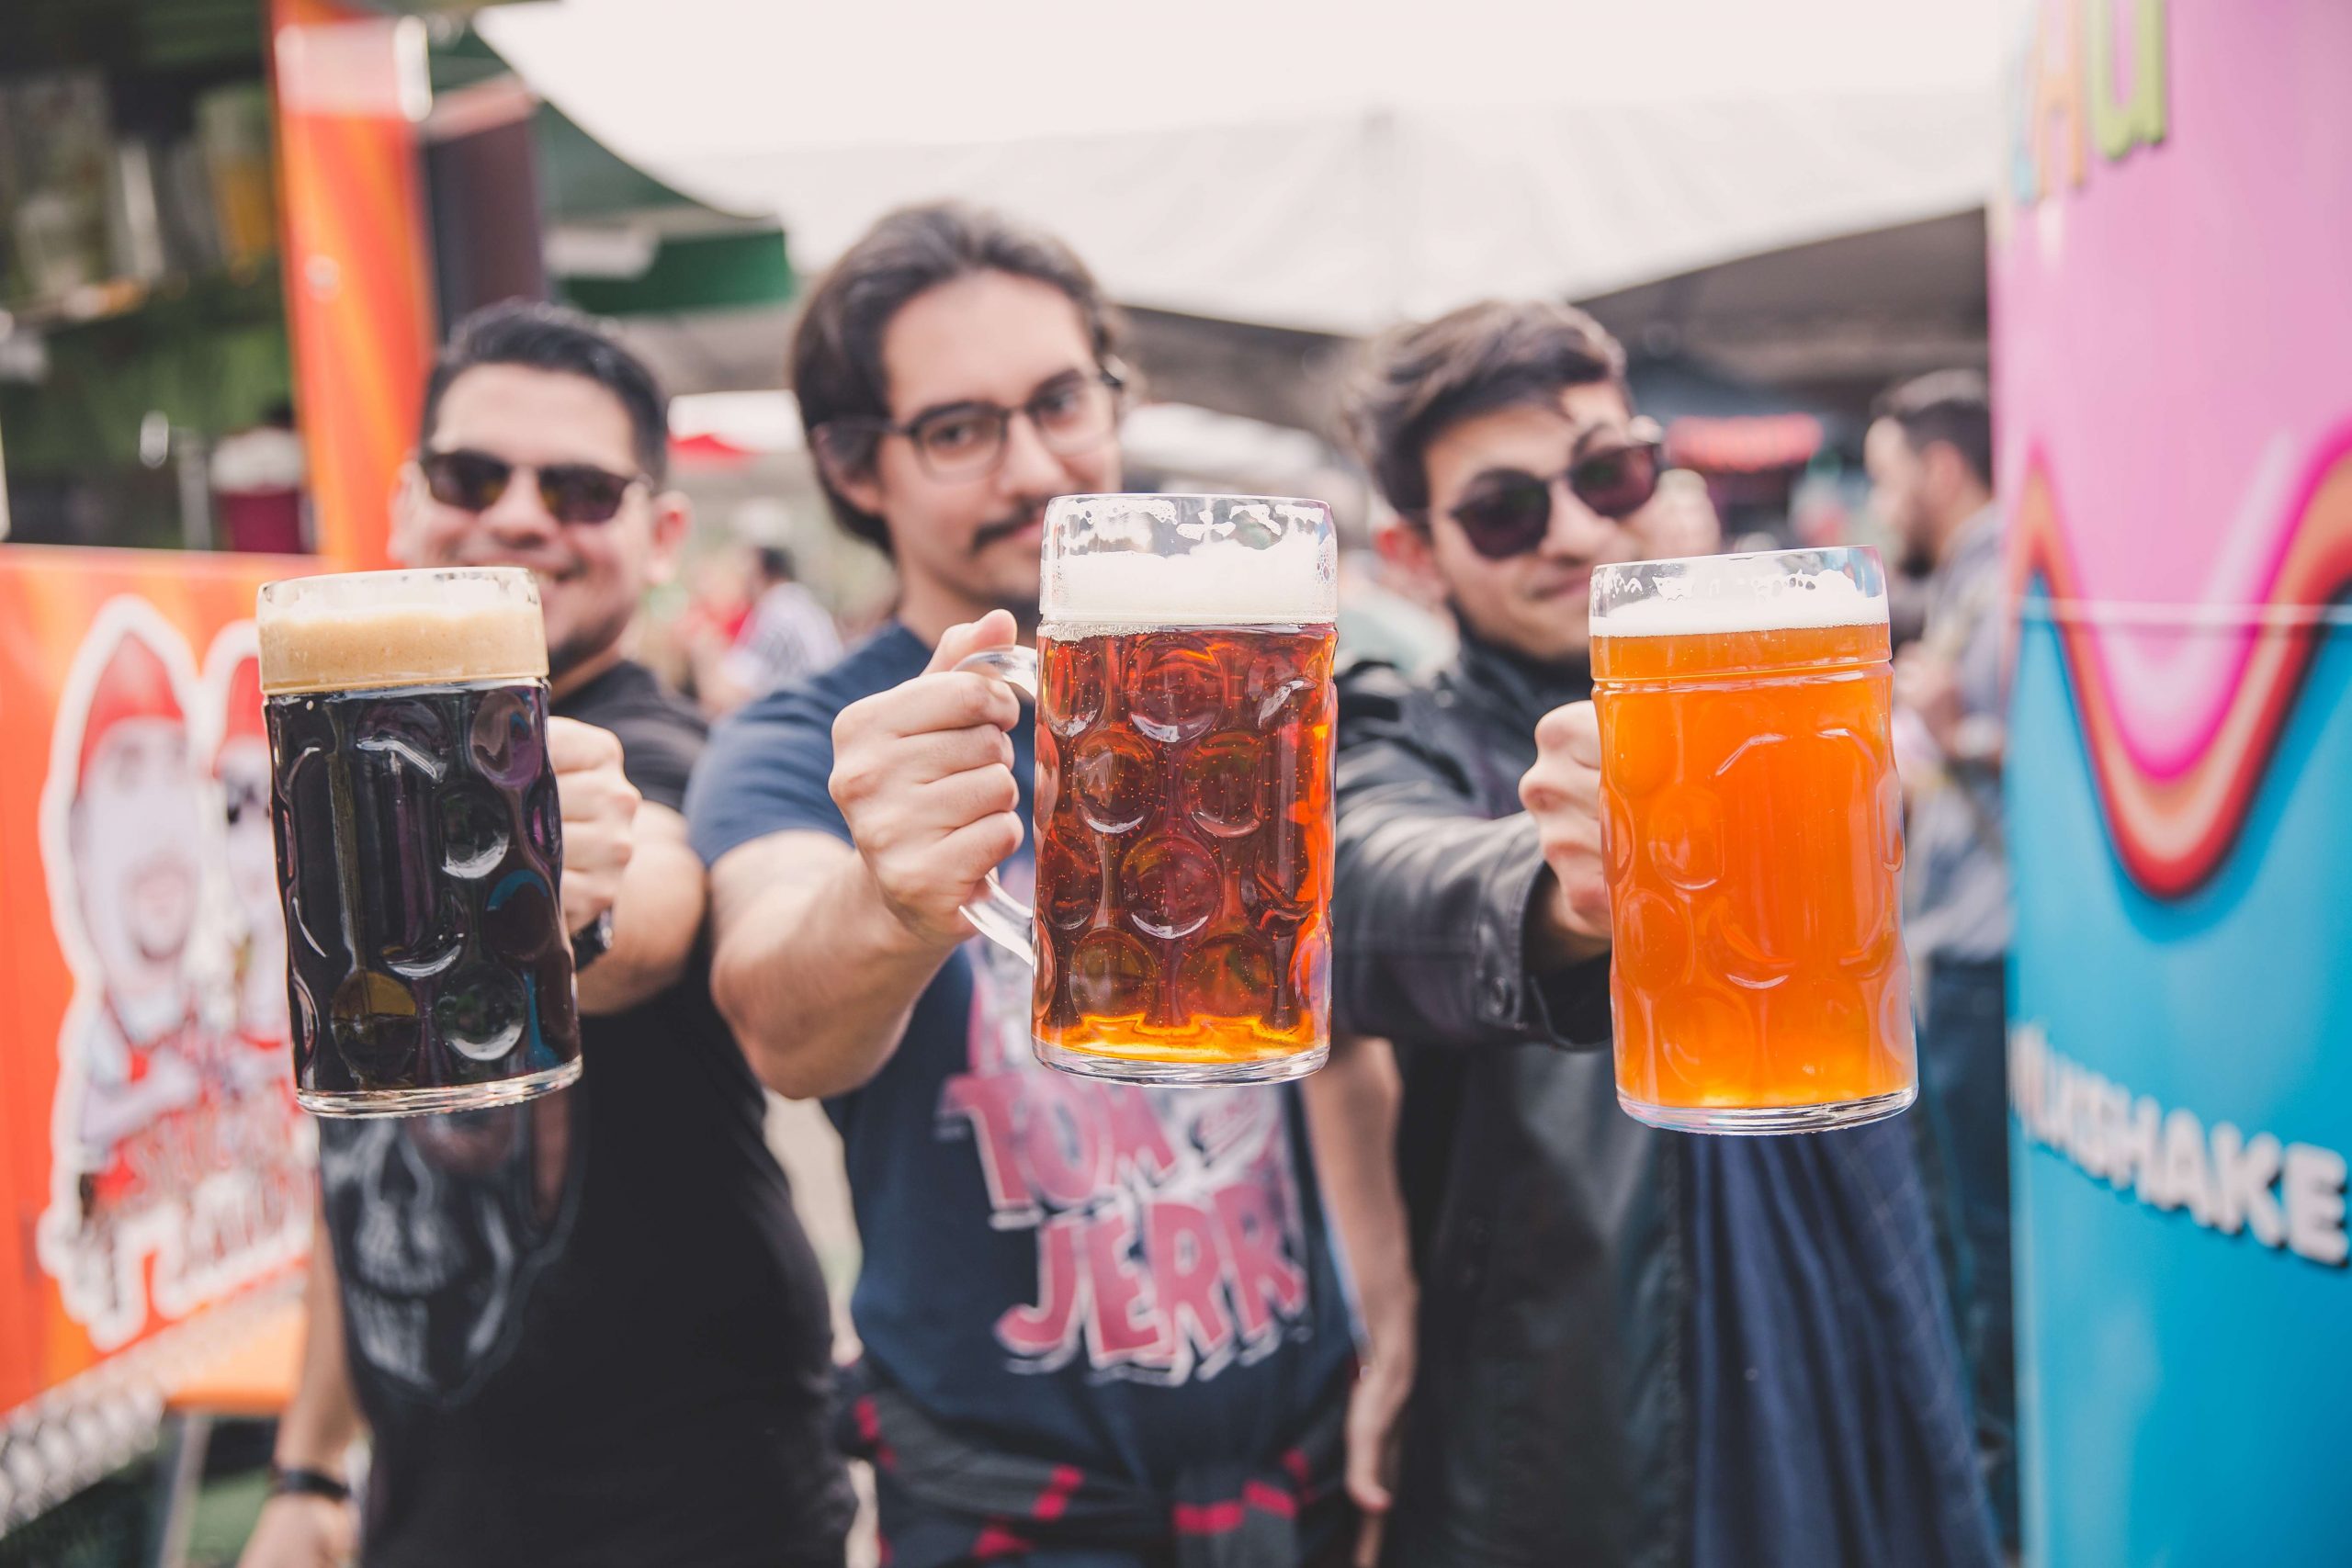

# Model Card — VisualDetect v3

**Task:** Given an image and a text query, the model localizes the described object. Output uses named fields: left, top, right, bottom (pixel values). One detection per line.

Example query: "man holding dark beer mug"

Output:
left=1327, top=301, right=1997, bottom=1568
left=243, top=304, right=851, bottom=1568
left=689, top=205, right=1362, bottom=1567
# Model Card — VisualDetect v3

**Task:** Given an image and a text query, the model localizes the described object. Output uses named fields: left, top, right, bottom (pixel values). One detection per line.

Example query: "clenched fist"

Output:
left=830, top=611, right=1027, bottom=951
left=550, top=716, right=639, bottom=939
left=1519, top=700, right=1611, bottom=964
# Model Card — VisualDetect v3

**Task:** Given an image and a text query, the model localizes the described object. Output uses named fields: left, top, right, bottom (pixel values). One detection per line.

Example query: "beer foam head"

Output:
left=256, top=568, right=548, bottom=694
left=1044, top=495, right=1337, bottom=630
left=1591, top=549, right=1887, bottom=637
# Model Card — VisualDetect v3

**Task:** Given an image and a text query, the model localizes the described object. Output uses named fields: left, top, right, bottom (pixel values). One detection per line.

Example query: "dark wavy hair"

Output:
left=1872, top=369, right=1993, bottom=491
left=420, top=299, right=669, bottom=482
left=1344, top=299, right=1628, bottom=517
left=790, top=201, right=1126, bottom=557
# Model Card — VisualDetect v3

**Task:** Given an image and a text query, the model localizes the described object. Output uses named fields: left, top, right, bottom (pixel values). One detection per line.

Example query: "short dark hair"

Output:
left=790, top=201, right=1127, bottom=556
left=1345, top=299, right=1628, bottom=516
left=1872, top=369, right=1992, bottom=491
left=420, top=299, right=670, bottom=483
left=754, top=545, right=797, bottom=581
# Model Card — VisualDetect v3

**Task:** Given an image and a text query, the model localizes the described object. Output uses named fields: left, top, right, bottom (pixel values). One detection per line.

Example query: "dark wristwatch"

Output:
left=268, top=1464, right=351, bottom=1503
left=571, top=908, right=616, bottom=971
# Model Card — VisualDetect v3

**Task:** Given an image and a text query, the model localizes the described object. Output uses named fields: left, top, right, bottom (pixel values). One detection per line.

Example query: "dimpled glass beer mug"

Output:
left=1589, top=547, right=1917, bottom=1133
left=959, top=494, right=1339, bottom=1085
left=257, top=568, right=582, bottom=1115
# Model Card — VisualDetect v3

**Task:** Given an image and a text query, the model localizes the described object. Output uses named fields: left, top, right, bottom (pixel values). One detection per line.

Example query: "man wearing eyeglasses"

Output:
left=243, top=302, right=853, bottom=1568
left=687, top=203, right=1361, bottom=1567
left=1327, top=300, right=1998, bottom=1568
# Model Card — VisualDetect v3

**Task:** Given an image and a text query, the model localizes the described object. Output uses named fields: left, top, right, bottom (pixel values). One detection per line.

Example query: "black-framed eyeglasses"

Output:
left=1440, top=419, right=1667, bottom=559
left=828, top=369, right=1125, bottom=482
left=419, top=447, right=649, bottom=525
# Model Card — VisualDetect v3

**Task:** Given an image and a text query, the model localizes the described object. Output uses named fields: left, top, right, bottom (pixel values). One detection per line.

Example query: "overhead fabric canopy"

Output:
left=480, top=0, right=2007, bottom=337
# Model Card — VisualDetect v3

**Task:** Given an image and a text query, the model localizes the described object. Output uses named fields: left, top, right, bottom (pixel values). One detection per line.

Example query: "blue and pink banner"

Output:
left=1995, top=3, right=2352, bottom=1562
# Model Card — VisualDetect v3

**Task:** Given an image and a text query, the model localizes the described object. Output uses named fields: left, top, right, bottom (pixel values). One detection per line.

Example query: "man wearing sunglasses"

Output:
left=1328, top=300, right=1997, bottom=1568
left=688, top=203, right=1362, bottom=1567
left=244, top=302, right=852, bottom=1568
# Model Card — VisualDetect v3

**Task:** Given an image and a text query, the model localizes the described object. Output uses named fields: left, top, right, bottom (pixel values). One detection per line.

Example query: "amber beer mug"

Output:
left=257, top=568, right=581, bottom=1115
left=958, top=494, right=1339, bottom=1085
left=1589, top=547, right=1916, bottom=1133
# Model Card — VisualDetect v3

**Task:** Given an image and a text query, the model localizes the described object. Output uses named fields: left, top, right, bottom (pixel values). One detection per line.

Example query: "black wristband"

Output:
left=571, top=908, right=615, bottom=971
left=268, top=1464, right=351, bottom=1503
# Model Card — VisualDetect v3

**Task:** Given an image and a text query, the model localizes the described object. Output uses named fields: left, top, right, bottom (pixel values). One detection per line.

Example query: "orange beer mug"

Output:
left=1590, top=547, right=1917, bottom=1133
left=957, top=494, right=1339, bottom=1086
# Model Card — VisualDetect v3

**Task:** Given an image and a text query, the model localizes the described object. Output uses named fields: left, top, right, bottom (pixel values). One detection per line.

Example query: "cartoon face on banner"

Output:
left=34, top=600, right=311, bottom=1352
left=209, top=641, right=289, bottom=1046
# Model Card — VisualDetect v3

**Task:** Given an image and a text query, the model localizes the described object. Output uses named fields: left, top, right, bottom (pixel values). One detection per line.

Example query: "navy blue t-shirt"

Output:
left=686, top=625, right=1353, bottom=1487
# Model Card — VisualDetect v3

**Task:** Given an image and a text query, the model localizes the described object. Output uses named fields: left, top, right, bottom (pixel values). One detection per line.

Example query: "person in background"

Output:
left=242, top=301, right=852, bottom=1568
left=1866, top=367, right=2015, bottom=1546
left=695, top=539, right=844, bottom=716
left=1327, top=299, right=1997, bottom=1568
left=687, top=201, right=1367, bottom=1568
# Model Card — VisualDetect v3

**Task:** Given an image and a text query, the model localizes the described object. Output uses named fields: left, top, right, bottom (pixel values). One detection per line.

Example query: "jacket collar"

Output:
left=1445, top=621, right=1595, bottom=732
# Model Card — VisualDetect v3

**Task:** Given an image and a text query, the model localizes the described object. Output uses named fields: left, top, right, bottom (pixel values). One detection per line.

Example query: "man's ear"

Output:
left=1374, top=516, right=1441, bottom=596
left=813, top=429, right=888, bottom=523
left=644, top=491, right=692, bottom=589
left=388, top=459, right=424, bottom=566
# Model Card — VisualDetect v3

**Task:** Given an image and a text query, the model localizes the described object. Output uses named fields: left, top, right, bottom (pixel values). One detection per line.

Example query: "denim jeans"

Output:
left=1917, top=956, right=2016, bottom=1546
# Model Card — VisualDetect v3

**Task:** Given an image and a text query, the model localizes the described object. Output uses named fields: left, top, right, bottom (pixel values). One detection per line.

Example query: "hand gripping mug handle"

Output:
left=953, top=646, right=1039, bottom=969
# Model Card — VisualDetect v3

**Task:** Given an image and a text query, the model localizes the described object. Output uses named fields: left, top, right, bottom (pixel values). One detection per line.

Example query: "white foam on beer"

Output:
left=1046, top=528, right=1337, bottom=634
left=1592, top=558, right=1885, bottom=638
left=258, top=570, right=548, bottom=694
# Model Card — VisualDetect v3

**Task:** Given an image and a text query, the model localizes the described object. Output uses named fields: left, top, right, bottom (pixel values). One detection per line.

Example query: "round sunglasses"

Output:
left=420, top=448, right=648, bottom=525
left=1440, top=423, right=1666, bottom=559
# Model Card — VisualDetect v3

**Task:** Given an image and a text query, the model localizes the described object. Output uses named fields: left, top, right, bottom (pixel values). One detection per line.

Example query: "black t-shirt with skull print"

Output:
left=318, top=660, right=853, bottom=1567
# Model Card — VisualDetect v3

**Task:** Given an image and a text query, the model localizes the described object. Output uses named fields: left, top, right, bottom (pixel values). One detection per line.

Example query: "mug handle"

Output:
left=954, top=646, right=1039, bottom=969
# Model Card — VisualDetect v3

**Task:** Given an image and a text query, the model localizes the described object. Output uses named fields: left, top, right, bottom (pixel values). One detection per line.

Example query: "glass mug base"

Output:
left=1036, top=1040, right=1330, bottom=1088
left=1617, top=1084, right=1916, bottom=1135
left=295, top=1057, right=582, bottom=1119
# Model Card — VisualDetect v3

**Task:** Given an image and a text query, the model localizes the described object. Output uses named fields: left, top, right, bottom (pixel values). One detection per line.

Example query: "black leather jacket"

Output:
left=1333, top=631, right=1690, bottom=1568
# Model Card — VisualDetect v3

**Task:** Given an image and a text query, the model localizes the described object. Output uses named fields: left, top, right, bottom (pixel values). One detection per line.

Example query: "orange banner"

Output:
left=0, top=548, right=314, bottom=1426
left=272, top=0, right=435, bottom=570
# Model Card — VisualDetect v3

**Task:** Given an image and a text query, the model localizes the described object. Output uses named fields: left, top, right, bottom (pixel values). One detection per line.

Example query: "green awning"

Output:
left=435, top=27, right=795, bottom=319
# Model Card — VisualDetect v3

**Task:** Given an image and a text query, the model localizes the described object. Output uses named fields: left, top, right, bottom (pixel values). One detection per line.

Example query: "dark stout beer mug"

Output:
left=257, top=568, right=581, bottom=1115
left=959, top=495, right=1339, bottom=1086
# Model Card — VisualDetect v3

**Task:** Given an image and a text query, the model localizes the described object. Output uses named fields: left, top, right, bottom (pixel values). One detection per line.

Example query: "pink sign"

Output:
left=1993, top=1, right=2352, bottom=894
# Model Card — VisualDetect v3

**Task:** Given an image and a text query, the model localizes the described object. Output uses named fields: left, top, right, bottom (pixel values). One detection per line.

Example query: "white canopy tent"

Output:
left=479, top=0, right=2008, bottom=337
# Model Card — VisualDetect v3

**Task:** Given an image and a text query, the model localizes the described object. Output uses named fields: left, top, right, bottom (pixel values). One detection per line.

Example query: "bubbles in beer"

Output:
left=1039, top=825, right=1103, bottom=932
left=1177, top=935, right=1277, bottom=1020
left=1594, top=607, right=1914, bottom=1114
left=1071, top=728, right=1154, bottom=834
left=1182, top=732, right=1266, bottom=837
left=1031, top=622, right=1334, bottom=1066
left=1126, top=639, right=1225, bottom=744
left=1122, top=835, right=1220, bottom=941
left=1067, top=930, right=1155, bottom=1020
left=1043, top=637, right=1106, bottom=738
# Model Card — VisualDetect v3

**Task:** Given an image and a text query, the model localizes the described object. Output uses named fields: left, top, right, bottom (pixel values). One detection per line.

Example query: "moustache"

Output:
left=970, top=507, right=1048, bottom=556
